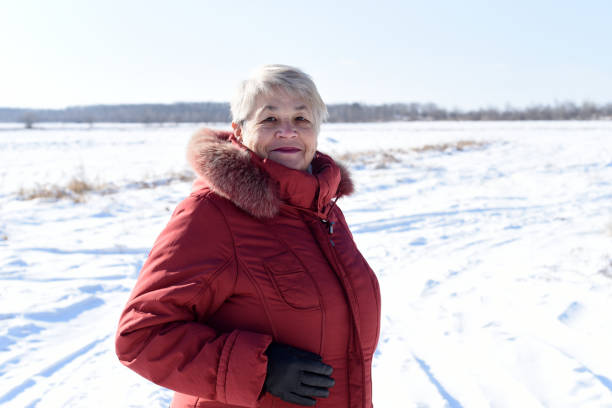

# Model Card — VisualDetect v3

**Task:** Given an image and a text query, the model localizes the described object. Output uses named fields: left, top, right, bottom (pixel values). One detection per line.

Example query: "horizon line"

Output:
left=2, top=99, right=611, bottom=112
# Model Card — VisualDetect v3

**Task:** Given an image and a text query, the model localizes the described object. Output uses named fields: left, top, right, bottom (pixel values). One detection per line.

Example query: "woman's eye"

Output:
left=262, top=117, right=276, bottom=122
left=295, top=116, right=308, bottom=122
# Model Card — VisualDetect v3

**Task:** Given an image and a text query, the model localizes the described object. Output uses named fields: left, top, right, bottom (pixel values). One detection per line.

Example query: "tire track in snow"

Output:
left=0, top=379, right=37, bottom=405
left=17, top=246, right=150, bottom=256
left=24, top=296, right=105, bottom=322
left=0, top=335, right=108, bottom=404
left=348, top=205, right=548, bottom=234
left=552, top=345, right=612, bottom=395
left=413, top=354, right=463, bottom=408
left=0, top=354, right=25, bottom=377
left=39, top=336, right=107, bottom=377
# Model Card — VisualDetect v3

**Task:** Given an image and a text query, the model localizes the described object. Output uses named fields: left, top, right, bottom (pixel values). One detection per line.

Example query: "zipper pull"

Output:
left=322, top=219, right=334, bottom=235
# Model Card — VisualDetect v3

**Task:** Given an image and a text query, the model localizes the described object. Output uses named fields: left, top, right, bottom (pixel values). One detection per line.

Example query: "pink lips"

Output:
left=272, top=147, right=301, bottom=153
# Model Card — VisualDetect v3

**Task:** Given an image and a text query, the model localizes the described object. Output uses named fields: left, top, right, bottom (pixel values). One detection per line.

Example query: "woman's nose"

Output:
left=275, top=120, right=297, bottom=137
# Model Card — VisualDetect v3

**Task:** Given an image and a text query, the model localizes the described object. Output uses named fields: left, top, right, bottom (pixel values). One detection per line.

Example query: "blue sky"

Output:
left=1, top=0, right=611, bottom=110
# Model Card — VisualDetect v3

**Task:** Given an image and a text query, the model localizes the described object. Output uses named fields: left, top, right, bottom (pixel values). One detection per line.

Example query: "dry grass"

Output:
left=600, top=258, right=612, bottom=279
left=172, top=170, right=196, bottom=182
left=336, top=148, right=409, bottom=168
left=125, top=170, right=195, bottom=190
left=17, top=170, right=196, bottom=202
left=336, top=140, right=488, bottom=168
left=412, top=140, right=487, bottom=153
left=66, top=178, right=94, bottom=195
left=18, top=177, right=103, bottom=202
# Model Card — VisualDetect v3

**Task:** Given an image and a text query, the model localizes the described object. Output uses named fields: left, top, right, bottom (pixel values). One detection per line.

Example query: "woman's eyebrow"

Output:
left=260, top=105, right=308, bottom=112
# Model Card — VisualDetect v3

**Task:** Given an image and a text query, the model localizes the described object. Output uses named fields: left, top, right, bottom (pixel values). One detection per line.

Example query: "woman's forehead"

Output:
left=254, top=91, right=311, bottom=113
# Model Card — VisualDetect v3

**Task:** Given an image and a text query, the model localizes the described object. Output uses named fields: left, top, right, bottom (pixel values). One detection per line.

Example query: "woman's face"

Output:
left=233, top=90, right=317, bottom=171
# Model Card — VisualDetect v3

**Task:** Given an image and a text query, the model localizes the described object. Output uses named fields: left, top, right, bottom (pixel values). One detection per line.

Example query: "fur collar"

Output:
left=186, top=128, right=354, bottom=219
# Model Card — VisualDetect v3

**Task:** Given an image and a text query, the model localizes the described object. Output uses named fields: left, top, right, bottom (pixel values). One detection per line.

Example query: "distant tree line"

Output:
left=326, top=101, right=612, bottom=121
left=1, top=101, right=611, bottom=127
left=0, top=102, right=230, bottom=126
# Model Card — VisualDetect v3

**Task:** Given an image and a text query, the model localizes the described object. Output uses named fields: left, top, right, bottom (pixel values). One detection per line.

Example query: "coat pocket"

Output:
left=264, top=261, right=321, bottom=310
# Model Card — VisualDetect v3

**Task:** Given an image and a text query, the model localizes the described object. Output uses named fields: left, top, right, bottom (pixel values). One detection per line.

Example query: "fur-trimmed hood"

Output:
left=186, top=128, right=354, bottom=219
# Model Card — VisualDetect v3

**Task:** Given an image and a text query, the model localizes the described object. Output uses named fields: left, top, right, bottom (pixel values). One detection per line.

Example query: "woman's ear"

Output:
left=231, top=122, right=242, bottom=141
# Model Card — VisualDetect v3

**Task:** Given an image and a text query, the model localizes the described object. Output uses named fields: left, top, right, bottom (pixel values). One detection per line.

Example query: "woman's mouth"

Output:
left=272, top=147, right=301, bottom=153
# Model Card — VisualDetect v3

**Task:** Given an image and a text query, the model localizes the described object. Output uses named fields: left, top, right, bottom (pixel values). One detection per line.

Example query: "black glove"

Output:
left=263, top=342, right=335, bottom=406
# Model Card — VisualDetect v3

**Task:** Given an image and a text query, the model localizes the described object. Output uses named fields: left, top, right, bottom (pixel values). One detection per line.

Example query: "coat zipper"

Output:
left=319, top=216, right=367, bottom=408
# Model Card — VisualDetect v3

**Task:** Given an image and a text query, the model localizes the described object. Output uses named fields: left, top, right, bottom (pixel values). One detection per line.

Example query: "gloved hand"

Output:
left=263, top=342, right=335, bottom=406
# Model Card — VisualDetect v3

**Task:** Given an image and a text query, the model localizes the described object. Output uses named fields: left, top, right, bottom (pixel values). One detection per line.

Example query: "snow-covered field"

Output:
left=1, top=121, right=611, bottom=407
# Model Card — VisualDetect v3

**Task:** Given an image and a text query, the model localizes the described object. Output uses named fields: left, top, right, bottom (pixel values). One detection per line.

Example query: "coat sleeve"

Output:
left=115, top=192, right=273, bottom=407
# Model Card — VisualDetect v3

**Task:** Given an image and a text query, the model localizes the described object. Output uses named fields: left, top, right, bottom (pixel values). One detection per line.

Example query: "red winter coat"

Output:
left=115, top=129, right=381, bottom=408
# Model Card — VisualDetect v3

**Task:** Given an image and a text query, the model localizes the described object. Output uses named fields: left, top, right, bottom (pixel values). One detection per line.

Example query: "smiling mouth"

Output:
left=272, top=147, right=301, bottom=153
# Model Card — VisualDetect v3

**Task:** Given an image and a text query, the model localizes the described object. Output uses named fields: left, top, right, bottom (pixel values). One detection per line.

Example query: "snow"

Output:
left=1, top=121, right=611, bottom=407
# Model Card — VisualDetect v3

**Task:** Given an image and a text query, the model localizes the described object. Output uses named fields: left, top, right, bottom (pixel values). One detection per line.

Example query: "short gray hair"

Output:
left=230, top=64, right=328, bottom=132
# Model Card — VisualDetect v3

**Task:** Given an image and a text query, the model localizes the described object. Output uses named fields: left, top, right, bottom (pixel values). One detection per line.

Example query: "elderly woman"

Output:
left=115, top=65, right=381, bottom=408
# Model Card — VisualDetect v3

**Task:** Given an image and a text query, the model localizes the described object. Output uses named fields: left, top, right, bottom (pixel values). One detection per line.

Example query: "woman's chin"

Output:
left=268, top=153, right=307, bottom=171
left=276, top=159, right=306, bottom=171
